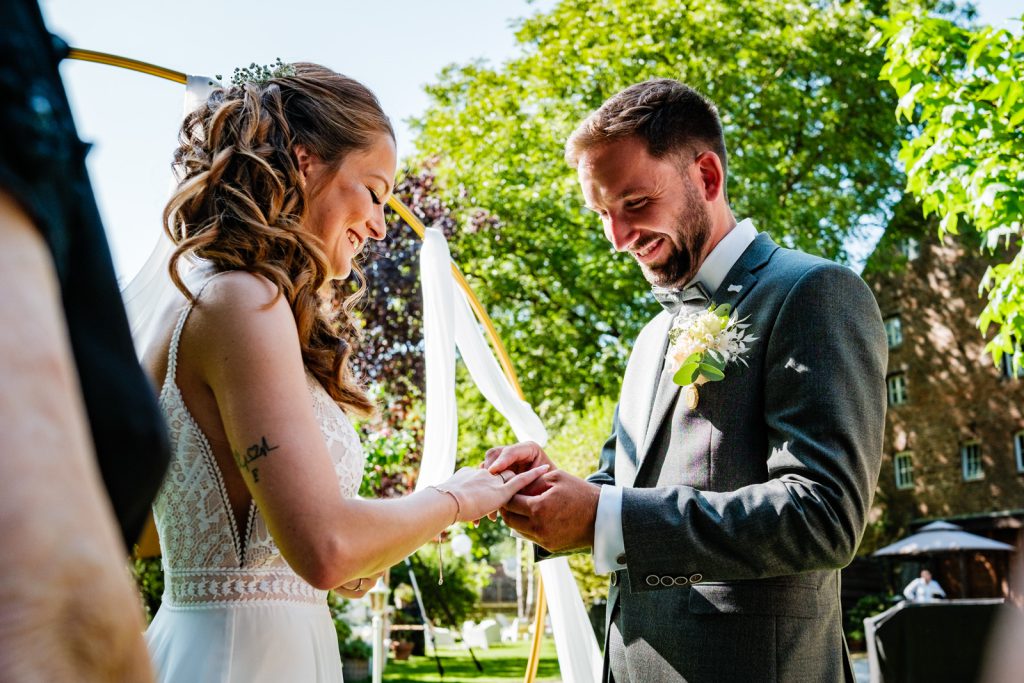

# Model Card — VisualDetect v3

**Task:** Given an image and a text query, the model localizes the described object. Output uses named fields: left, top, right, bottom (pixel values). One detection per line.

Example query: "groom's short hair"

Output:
left=565, top=79, right=727, bottom=176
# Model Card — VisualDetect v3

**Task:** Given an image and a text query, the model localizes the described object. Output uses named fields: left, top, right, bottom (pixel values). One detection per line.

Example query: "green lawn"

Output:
left=382, top=641, right=562, bottom=683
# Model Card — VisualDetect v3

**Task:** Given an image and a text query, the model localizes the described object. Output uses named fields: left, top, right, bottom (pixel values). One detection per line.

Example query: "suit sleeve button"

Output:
left=646, top=575, right=660, bottom=586
left=660, top=576, right=674, bottom=587
left=609, top=572, right=619, bottom=587
left=689, top=573, right=703, bottom=584
left=673, top=576, right=689, bottom=586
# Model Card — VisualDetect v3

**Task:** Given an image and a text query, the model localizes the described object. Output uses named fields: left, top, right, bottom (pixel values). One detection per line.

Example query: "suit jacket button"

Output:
left=609, top=572, right=619, bottom=587
left=673, top=576, right=689, bottom=587
left=660, top=576, right=674, bottom=587
left=689, top=573, right=703, bottom=584
left=616, top=553, right=627, bottom=565
left=646, top=575, right=660, bottom=586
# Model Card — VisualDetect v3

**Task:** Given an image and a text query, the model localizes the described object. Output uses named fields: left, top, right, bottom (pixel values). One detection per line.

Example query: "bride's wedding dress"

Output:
left=145, top=266, right=366, bottom=682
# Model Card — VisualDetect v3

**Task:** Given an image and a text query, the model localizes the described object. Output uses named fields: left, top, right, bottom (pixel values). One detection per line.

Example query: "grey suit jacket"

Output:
left=588, top=233, right=886, bottom=682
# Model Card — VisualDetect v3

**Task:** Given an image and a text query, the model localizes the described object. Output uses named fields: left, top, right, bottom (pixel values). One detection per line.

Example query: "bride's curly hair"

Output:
left=164, top=63, right=392, bottom=416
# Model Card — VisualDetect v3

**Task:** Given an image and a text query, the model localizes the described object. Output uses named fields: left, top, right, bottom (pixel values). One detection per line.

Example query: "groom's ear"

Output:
left=694, top=151, right=725, bottom=203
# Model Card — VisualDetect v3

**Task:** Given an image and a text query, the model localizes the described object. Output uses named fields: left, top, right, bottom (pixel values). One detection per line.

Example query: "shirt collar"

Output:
left=692, top=218, right=757, bottom=295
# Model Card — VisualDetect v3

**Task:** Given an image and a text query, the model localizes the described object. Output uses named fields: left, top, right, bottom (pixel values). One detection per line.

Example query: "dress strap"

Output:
left=163, top=271, right=227, bottom=390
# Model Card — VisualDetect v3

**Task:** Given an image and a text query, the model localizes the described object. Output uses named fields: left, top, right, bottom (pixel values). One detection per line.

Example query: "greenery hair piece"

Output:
left=213, top=58, right=296, bottom=87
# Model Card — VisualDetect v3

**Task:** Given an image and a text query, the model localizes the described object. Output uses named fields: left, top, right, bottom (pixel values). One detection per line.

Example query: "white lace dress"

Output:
left=145, top=273, right=366, bottom=682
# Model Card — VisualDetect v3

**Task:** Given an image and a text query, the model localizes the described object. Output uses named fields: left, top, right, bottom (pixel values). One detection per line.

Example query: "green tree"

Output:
left=874, top=9, right=1024, bottom=369
left=390, top=545, right=495, bottom=628
left=410, top=0, right=906, bottom=416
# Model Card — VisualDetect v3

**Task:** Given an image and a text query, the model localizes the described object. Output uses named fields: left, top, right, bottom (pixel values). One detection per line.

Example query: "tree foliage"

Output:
left=351, top=164, right=460, bottom=407
left=351, top=165, right=500, bottom=496
left=390, top=546, right=495, bottom=628
left=408, top=0, right=906, bottom=414
left=874, top=9, right=1024, bottom=369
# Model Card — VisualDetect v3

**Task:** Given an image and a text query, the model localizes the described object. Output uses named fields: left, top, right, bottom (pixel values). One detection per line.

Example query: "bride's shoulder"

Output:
left=190, top=270, right=294, bottom=336
left=201, top=269, right=278, bottom=301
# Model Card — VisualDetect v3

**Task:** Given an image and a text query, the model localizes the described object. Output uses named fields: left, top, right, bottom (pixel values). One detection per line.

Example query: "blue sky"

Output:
left=41, top=0, right=1021, bottom=282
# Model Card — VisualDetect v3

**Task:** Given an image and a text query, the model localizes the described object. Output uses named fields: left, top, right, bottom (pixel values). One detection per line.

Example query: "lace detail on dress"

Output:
left=152, top=270, right=366, bottom=608
left=308, top=374, right=366, bottom=499
left=163, top=568, right=327, bottom=609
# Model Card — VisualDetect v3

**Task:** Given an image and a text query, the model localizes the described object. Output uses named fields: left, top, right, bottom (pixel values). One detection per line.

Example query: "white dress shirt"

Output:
left=903, top=577, right=946, bottom=602
left=592, top=218, right=758, bottom=574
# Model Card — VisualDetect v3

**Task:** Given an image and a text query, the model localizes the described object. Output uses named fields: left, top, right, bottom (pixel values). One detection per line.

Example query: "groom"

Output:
left=487, top=79, right=886, bottom=682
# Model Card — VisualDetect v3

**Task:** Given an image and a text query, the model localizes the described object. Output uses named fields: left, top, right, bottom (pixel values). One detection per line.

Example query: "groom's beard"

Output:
left=637, top=181, right=712, bottom=289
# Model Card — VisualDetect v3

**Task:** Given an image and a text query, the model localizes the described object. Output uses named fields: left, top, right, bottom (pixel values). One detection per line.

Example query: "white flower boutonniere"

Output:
left=665, top=303, right=757, bottom=409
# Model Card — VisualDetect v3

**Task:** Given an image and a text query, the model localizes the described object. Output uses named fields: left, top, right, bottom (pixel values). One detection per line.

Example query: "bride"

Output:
left=141, top=62, right=545, bottom=682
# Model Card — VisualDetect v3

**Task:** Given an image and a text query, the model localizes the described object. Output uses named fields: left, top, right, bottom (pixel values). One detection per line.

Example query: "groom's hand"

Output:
left=484, top=441, right=555, bottom=498
left=500, top=470, right=600, bottom=554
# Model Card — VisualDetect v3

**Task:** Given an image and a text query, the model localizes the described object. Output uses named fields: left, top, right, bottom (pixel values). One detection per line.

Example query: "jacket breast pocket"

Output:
left=688, top=581, right=819, bottom=619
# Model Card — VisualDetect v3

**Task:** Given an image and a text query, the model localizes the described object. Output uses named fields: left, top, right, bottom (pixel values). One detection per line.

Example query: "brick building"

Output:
left=859, top=214, right=1024, bottom=598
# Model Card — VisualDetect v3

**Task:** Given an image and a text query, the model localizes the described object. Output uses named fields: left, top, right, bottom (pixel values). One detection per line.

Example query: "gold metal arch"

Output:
left=67, top=48, right=548, bottom=683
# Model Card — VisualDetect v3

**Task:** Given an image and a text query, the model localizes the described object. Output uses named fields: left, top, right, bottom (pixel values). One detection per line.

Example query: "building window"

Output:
left=887, top=373, right=908, bottom=406
left=1015, top=431, right=1024, bottom=474
left=894, top=452, right=914, bottom=490
left=899, top=237, right=920, bottom=261
left=884, top=316, right=903, bottom=349
left=961, top=442, right=983, bottom=481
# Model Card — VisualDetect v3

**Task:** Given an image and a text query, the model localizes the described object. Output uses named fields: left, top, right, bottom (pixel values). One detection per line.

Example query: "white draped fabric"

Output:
left=415, top=228, right=549, bottom=489
left=122, top=76, right=216, bottom=357
left=413, top=230, right=459, bottom=490
left=416, top=228, right=602, bottom=682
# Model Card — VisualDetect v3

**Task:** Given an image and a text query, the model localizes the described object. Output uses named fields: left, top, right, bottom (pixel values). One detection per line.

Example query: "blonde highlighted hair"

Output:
left=164, top=62, right=393, bottom=416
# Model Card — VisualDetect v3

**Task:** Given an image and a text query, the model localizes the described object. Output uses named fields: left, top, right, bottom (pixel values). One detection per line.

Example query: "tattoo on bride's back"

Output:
left=233, top=436, right=279, bottom=483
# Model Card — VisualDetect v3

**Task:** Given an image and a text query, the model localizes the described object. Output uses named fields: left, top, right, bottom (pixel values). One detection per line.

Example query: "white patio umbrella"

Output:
left=872, top=521, right=1016, bottom=557
left=873, top=520, right=1017, bottom=599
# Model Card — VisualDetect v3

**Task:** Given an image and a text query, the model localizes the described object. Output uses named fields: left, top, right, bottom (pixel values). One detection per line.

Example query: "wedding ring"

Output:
left=356, top=578, right=364, bottom=591
left=499, top=470, right=513, bottom=483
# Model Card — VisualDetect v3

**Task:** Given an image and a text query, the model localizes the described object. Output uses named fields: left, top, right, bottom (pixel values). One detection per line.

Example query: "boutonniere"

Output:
left=665, top=303, right=757, bottom=409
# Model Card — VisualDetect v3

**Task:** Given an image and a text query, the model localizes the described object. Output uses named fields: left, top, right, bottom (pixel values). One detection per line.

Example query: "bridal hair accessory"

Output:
left=213, top=58, right=296, bottom=88
left=665, top=303, right=757, bottom=409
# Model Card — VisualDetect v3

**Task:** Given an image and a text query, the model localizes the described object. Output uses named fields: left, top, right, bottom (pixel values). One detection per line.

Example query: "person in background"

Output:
left=0, top=1, right=171, bottom=681
left=903, top=569, right=947, bottom=602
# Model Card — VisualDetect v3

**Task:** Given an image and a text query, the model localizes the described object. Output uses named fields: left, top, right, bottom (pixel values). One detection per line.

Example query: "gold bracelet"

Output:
left=427, top=485, right=462, bottom=586
left=428, top=485, right=461, bottom=527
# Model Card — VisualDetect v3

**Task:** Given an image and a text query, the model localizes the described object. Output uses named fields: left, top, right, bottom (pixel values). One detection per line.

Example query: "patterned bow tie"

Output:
left=651, top=282, right=711, bottom=313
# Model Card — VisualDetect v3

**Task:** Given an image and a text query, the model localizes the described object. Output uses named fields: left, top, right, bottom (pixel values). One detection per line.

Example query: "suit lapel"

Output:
left=637, top=351, right=681, bottom=465
left=633, top=233, right=779, bottom=477
left=709, top=232, right=778, bottom=311
left=617, top=310, right=673, bottom=485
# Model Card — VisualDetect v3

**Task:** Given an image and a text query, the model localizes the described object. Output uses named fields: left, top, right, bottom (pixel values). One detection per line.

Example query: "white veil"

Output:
left=121, top=75, right=217, bottom=357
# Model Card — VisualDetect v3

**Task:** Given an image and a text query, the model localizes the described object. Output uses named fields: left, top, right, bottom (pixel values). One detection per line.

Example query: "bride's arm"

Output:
left=190, top=272, right=542, bottom=589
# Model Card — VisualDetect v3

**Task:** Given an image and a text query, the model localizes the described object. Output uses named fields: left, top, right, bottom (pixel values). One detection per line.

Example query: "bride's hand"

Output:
left=440, top=464, right=549, bottom=524
left=336, top=571, right=384, bottom=599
